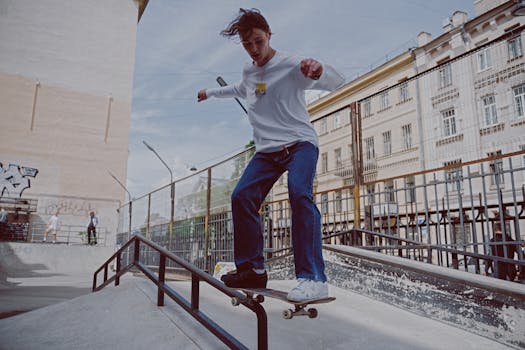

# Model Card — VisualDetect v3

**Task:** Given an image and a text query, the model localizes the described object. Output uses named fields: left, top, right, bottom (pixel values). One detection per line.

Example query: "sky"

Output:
left=128, top=0, right=475, bottom=198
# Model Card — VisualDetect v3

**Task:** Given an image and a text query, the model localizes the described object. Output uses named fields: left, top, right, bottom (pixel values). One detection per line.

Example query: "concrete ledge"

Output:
left=267, top=245, right=525, bottom=349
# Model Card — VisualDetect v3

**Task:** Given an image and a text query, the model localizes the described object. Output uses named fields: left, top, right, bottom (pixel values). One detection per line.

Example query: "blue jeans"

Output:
left=231, top=141, right=327, bottom=282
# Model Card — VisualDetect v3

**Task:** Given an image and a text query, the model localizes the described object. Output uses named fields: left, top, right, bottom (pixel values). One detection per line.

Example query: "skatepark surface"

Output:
left=0, top=242, right=516, bottom=349
left=0, top=278, right=514, bottom=349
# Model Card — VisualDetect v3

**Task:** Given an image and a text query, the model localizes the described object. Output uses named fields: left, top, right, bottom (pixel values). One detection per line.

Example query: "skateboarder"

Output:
left=198, top=8, right=344, bottom=301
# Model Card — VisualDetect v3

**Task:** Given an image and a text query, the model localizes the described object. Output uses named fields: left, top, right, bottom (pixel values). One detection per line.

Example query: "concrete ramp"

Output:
left=0, top=276, right=513, bottom=350
left=0, top=242, right=114, bottom=315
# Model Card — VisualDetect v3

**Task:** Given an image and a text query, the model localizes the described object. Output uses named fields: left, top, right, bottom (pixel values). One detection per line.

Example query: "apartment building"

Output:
left=0, top=0, right=148, bottom=240
left=415, top=1, right=524, bottom=169
left=268, top=0, right=524, bottom=233
left=414, top=0, right=525, bottom=209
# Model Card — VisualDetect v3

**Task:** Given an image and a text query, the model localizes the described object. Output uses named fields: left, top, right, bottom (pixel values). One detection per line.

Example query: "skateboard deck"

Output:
left=231, top=287, right=335, bottom=319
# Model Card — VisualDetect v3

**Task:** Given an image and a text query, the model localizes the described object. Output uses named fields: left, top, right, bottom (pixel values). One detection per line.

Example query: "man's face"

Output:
left=241, top=28, right=272, bottom=66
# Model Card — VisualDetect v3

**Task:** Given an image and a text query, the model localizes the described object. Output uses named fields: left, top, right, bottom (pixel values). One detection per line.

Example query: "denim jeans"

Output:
left=231, top=141, right=327, bottom=282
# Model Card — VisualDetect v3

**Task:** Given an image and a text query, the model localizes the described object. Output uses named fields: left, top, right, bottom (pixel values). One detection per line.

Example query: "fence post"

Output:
left=204, top=167, right=212, bottom=272
left=115, top=251, right=121, bottom=286
left=158, top=254, right=166, bottom=306
left=134, top=238, right=140, bottom=265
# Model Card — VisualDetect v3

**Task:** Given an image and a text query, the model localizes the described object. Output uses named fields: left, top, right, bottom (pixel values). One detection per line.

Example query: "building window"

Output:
left=367, top=184, right=376, bottom=204
left=402, top=124, right=412, bottom=150
left=348, top=190, right=355, bottom=211
left=444, top=159, right=463, bottom=190
left=514, top=83, right=525, bottom=119
left=488, top=150, right=504, bottom=186
left=365, top=137, right=375, bottom=161
left=508, top=35, right=523, bottom=61
left=335, top=190, right=342, bottom=213
left=321, top=152, right=328, bottom=173
left=379, top=91, right=389, bottom=111
left=477, top=47, right=492, bottom=71
left=382, top=131, right=392, bottom=156
left=438, top=64, right=452, bottom=88
left=384, top=180, right=395, bottom=203
left=405, top=176, right=416, bottom=203
left=482, top=95, right=498, bottom=126
left=319, top=118, right=327, bottom=134
left=334, top=148, right=342, bottom=169
left=362, top=98, right=371, bottom=118
left=399, top=82, right=409, bottom=103
left=442, top=109, right=457, bottom=137
left=333, top=113, right=341, bottom=129
left=453, top=221, right=472, bottom=247
left=321, top=193, right=329, bottom=214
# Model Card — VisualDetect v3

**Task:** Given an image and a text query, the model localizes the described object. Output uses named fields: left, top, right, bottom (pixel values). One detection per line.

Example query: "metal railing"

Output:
left=29, top=224, right=109, bottom=246
left=116, top=150, right=525, bottom=282
left=93, top=234, right=268, bottom=350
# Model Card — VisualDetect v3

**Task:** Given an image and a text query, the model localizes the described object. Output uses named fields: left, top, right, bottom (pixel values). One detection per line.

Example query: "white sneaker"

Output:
left=287, top=278, right=329, bottom=302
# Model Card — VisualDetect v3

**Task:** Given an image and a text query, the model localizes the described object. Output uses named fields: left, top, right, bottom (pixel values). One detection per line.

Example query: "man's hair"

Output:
left=221, top=8, right=270, bottom=40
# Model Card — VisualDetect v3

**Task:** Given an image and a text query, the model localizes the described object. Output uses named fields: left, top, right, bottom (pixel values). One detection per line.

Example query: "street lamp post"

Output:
left=108, top=171, right=133, bottom=241
left=216, top=76, right=248, bottom=114
left=143, top=141, right=174, bottom=243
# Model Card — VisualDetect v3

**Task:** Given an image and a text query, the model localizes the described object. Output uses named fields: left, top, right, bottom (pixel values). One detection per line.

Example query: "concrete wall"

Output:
left=0, top=0, right=141, bottom=239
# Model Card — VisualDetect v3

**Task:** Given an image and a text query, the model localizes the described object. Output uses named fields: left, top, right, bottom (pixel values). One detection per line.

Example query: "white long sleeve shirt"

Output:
left=206, top=51, right=345, bottom=153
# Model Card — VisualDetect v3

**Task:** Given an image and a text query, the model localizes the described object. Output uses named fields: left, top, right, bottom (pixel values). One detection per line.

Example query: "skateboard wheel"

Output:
left=231, top=297, right=240, bottom=306
left=255, top=295, right=265, bottom=303
left=307, top=308, right=318, bottom=319
left=283, top=309, right=293, bottom=319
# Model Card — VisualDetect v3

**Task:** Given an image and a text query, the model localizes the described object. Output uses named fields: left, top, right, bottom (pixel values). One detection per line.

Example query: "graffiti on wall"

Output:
left=44, top=199, right=96, bottom=216
left=0, top=163, right=39, bottom=198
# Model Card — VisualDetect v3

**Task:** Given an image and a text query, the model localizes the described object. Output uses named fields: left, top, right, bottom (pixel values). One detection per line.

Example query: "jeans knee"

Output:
left=231, top=187, right=252, bottom=207
left=288, top=187, right=313, bottom=206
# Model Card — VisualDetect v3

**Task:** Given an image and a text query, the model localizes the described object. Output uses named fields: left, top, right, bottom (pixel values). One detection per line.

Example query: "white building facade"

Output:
left=0, top=0, right=148, bottom=242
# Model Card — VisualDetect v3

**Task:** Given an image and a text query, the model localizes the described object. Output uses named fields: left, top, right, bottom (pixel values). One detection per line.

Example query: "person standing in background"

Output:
left=43, top=211, right=60, bottom=243
left=0, top=207, right=8, bottom=234
left=87, top=211, right=98, bottom=245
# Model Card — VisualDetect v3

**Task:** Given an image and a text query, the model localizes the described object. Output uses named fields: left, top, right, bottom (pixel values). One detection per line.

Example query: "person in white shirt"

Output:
left=198, top=8, right=344, bottom=301
left=43, top=211, right=59, bottom=243
left=0, top=207, right=8, bottom=234
left=87, top=211, right=98, bottom=245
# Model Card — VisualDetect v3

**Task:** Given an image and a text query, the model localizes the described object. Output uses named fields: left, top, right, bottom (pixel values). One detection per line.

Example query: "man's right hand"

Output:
left=197, top=90, right=207, bottom=102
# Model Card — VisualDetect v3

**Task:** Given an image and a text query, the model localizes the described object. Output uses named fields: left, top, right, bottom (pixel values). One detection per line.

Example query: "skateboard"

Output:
left=230, top=287, right=335, bottom=319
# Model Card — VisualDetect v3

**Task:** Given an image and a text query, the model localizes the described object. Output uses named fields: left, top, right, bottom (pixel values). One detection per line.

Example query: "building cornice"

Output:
left=309, top=50, right=414, bottom=115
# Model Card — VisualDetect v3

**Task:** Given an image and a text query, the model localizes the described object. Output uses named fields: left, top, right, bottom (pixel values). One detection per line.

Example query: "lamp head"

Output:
left=512, top=0, right=525, bottom=16
left=142, top=140, right=154, bottom=152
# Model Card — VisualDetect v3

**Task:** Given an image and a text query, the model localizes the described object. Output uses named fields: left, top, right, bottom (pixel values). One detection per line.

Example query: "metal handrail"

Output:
left=327, top=228, right=525, bottom=273
left=93, top=234, right=268, bottom=350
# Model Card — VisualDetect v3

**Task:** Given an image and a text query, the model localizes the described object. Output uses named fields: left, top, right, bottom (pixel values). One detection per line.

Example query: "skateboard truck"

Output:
left=231, top=288, right=333, bottom=319
left=283, top=305, right=318, bottom=319
left=231, top=291, right=264, bottom=306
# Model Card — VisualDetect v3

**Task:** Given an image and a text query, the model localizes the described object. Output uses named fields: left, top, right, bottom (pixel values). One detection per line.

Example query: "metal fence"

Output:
left=27, top=224, right=109, bottom=246
left=116, top=147, right=525, bottom=281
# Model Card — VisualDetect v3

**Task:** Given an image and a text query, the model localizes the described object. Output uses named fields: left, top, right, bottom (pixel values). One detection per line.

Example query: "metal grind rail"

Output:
left=92, top=235, right=268, bottom=350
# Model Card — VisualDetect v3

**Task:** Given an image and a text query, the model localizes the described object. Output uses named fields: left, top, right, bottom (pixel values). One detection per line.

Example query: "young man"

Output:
left=87, top=211, right=98, bottom=245
left=198, top=8, right=344, bottom=301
